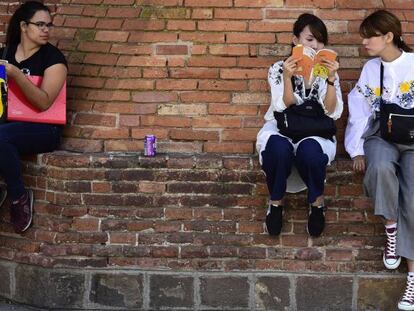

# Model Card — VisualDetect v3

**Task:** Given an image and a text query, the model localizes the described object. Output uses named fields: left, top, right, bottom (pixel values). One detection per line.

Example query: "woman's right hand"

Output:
left=282, top=56, right=298, bottom=79
left=352, top=155, right=365, bottom=172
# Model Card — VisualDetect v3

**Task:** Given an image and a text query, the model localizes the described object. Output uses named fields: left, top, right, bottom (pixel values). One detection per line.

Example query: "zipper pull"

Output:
left=387, top=114, right=392, bottom=133
left=284, top=114, right=288, bottom=127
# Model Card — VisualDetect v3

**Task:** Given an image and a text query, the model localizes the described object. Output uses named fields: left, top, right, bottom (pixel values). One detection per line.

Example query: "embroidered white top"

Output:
left=256, top=60, right=343, bottom=192
left=263, top=61, right=343, bottom=121
left=345, top=51, right=414, bottom=158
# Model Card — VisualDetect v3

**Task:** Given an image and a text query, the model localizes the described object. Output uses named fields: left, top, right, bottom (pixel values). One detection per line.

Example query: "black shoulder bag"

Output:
left=273, top=78, right=336, bottom=143
left=379, top=63, right=414, bottom=144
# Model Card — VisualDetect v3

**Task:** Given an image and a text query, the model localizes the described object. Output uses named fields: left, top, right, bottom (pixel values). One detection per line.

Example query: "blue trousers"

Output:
left=0, top=122, right=61, bottom=200
left=261, top=135, right=328, bottom=204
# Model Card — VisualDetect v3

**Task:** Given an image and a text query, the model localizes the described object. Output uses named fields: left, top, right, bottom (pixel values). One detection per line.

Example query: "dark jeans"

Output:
left=0, top=122, right=62, bottom=200
left=261, top=135, right=328, bottom=203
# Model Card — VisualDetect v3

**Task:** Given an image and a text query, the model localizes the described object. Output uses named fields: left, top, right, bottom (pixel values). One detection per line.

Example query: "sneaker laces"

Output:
left=401, top=277, right=414, bottom=302
left=385, top=228, right=397, bottom=257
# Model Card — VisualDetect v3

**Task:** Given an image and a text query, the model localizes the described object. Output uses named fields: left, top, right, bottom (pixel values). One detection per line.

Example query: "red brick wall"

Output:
left=1, top=1, right=414, bottom=155
left=0, top=153, right=385, bottom=272
left=1, top=1, right=413, bottom=274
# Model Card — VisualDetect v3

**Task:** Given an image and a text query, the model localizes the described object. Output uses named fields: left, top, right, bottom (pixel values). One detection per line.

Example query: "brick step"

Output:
left=0, top=152, right=388, bottom=274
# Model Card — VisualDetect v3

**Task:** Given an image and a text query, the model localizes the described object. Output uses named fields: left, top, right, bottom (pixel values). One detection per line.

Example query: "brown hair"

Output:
left=360, top=10, right=412, bottom=52
left=293, top=13, right=328, bottom=45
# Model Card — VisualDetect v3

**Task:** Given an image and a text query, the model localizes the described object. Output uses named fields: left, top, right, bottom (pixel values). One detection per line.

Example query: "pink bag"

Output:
left=7, top=76, right=66, bottom=125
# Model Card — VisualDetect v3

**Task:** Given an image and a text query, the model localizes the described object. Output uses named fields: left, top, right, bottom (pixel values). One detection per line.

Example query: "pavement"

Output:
left=0, top=300, right=45, bottom=311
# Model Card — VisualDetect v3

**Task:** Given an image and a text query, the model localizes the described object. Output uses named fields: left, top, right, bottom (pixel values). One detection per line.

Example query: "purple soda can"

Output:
left=144, top=134, right=156, bottom=157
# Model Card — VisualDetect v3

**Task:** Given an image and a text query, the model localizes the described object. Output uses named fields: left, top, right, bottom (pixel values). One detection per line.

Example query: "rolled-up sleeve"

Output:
left=345, top=87, right=372, bottom=158
left=319, top=73, right=343, bottom=120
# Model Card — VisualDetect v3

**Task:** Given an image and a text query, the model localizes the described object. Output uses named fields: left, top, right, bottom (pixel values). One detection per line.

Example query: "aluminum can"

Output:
left=144, top=134, right=156, bottom=157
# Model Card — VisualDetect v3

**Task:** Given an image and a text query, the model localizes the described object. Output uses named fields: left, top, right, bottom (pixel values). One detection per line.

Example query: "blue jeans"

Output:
left=261, top=135, right=328, bottom=203
left=0, top=122, right=62, bottom=200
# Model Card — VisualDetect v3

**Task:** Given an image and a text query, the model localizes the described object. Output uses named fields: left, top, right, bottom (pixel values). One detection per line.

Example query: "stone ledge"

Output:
left=0, top=259, right=406, bottom=310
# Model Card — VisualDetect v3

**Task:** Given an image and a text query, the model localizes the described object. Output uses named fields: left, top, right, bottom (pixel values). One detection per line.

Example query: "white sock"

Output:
left=267, top=205, right=271, bottom=215
left=385, top=223, right=397, bottom=230
left=267, top=202, right=281, bottom=215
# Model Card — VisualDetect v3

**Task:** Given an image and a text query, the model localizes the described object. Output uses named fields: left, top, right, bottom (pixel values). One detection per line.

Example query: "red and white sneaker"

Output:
left=383, top=226, right=401, bottom=269
left=398, top=276, right=414, bottom=310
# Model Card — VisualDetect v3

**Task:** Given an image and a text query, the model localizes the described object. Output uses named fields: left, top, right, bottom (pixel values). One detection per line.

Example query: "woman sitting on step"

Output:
left=345, top=10, right=414, bottom=311
left=0, top=1, right=67, bottom=233
left=256, top=13, right=343, bottom=237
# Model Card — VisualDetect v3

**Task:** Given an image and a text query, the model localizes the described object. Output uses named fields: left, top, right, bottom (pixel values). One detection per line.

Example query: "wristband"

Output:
left=327, top=79, right=335, bottom=86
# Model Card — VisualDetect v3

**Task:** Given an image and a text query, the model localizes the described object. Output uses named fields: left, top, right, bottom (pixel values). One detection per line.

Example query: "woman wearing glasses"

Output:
left=0, top=1, right=67, bottom=233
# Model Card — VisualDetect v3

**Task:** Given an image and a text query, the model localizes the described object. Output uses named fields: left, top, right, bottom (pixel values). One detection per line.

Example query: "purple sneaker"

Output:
left=10, top=189, right=33, bottom=233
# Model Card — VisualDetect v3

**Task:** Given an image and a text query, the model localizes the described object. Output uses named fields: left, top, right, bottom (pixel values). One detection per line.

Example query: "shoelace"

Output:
left=402, top=277, right=414, bottom=302
left=385, top=229, right=397, bottom=257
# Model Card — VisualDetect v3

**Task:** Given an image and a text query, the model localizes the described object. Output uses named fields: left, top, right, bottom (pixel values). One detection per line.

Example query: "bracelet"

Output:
left=327, top=79, right=335, bottom=86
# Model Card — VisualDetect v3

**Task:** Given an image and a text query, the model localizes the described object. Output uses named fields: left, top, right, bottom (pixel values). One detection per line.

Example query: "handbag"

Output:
left=8, top=76, right=66, bottom=125
left=379, top=63, right=414, bottom=144
left=273, top=78, right=336, bottom=143
left=1, top=46, right=66, bottom=125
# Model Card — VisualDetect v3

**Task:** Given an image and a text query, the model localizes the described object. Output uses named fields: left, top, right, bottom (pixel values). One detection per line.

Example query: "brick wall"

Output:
left=2, top=1, right=414, bottom=155
left=1, top=2, right=413, bottom=309
left=0, top=153, right=388, bottom=273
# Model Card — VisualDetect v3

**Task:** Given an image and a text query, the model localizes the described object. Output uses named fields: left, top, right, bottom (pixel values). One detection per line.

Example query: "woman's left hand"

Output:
left=322, top=59, right=339, bottom=81
left=0, top=60, right=19, bottom=79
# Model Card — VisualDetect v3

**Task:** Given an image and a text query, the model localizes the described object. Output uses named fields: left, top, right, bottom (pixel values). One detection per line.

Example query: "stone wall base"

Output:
left=0, top=259, right=406, bottom=310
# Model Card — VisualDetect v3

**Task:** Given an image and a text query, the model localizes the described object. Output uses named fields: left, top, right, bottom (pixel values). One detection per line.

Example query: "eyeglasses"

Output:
left=26, top=21, right=54, bottom=31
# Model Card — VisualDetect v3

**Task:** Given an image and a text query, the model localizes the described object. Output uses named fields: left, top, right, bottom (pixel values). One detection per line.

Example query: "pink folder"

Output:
left=7, top=76, right=66, bottom=125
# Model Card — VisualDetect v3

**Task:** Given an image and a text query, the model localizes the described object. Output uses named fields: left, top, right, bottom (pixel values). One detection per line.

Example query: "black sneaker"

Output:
left=307, top=205, right=326, bottom=237
left=0, top=188, right=7, bottom=208
left=265, top=204, right=283, bottom=236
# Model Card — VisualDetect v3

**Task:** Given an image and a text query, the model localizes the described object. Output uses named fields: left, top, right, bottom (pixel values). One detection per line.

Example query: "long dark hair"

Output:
left=293, top=13, right=328, bottom=45
left=360, top=10, right=412, bottom=52
left=6, top=1, right=51, bottom=46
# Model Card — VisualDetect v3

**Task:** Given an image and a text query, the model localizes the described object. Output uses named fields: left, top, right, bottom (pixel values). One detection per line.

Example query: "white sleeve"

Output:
left=318, top=73, right=343, bottom=120
left=268, top=62, right=301, bottom=112
left=345, top=69, right=372, bottom=158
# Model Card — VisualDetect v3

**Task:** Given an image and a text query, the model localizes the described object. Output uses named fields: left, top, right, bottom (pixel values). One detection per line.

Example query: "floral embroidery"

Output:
left=400, top=81, right=411, bottom=93
left=268, top=63, right=283, bottom=86
left=357, top=80, right=414, bottom=110
left=357, top=84, right=388, bottom=111
left=397, top=80, right=414, bottom=108
left=292, top=76, right=302, bottom=97
left=268, top=61, right=331, bottom=109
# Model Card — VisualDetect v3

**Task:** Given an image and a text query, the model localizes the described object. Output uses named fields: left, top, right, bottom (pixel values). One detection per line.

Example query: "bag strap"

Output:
left=1, top=46, right=7, bottom=60
left=380, top=62, right=384, bottom=96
